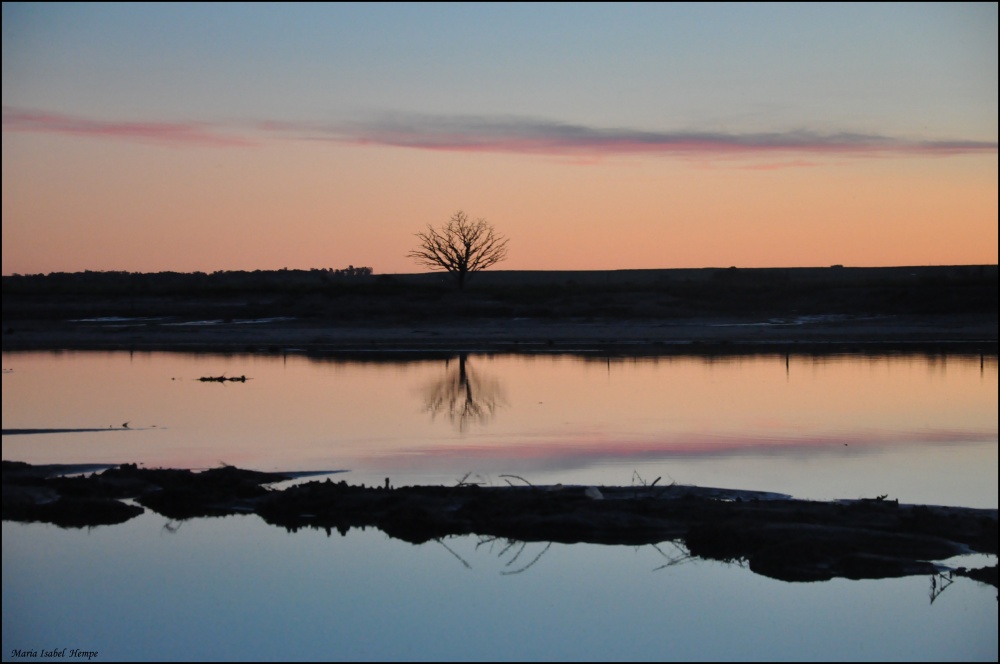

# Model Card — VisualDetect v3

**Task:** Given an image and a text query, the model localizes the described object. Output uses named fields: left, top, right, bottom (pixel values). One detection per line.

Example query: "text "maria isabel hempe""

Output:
left=10, top=649, right=99, bottom=660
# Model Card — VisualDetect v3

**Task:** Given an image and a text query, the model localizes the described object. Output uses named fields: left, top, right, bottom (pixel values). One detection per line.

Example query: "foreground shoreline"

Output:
left=3, top=461, right=996, bottom=588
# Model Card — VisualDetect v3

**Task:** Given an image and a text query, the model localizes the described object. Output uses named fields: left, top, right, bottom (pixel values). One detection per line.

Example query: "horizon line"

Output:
left=4, top=263, right=998, bottom=278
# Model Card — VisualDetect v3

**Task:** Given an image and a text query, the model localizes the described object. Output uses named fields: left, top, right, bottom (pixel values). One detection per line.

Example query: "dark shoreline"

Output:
left=3, top=461, right=996, bottom=589
left=3, top=315, right=996, bottom=357
left=3, top=265, right=996, bottom=355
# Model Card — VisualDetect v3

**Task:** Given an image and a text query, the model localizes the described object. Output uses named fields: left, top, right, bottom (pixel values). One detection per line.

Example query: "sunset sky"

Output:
left=2, top=2, right=997, bottom=275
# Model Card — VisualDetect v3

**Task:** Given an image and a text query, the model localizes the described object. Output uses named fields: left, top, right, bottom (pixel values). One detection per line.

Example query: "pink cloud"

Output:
left=734, top=159, right=823, bottom=171
left=7, top=107, right=997, bottom=162
left=2, top=106, right=257, bottom=147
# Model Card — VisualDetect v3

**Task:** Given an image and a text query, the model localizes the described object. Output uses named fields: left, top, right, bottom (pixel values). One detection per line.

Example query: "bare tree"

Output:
left=408, top=211, right=508, bottom=289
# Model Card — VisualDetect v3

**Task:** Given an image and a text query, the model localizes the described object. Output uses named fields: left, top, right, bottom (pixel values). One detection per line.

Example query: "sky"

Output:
left=2, top=2, right=997, bottom=275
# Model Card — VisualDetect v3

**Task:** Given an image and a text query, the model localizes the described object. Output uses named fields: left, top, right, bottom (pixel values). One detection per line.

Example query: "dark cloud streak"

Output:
left=318, top=114, right=998, bottom=157
left=5, top=106, right=995, bottom=158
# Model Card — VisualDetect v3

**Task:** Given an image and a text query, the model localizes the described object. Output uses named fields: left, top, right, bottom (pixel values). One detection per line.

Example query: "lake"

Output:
left=2, top=350, right=997, bottom=661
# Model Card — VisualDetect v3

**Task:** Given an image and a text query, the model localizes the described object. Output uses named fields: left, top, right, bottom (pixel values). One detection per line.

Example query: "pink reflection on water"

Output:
left=363, top=428, right=996, bottom=469
left=2, top=350, right=996, bottom=505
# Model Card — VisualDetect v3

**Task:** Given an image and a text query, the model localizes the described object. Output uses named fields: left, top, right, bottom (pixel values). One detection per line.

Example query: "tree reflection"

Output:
left=421, top=354, right=506, bottom=431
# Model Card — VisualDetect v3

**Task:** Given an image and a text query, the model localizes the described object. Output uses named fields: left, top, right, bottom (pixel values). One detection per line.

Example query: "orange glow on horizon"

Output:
left=2, top=133, right=997, bottom=275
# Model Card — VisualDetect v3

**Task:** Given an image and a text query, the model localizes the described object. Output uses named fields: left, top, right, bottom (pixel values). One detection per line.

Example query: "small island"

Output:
left=3, top=460, right=996, bottom=589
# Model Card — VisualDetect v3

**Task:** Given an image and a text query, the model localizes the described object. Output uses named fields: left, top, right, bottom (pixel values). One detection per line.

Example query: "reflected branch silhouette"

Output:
left=421, top=354, right=507, bottom=431
left=435, top=537, right=473, bottom=569
left=651, top=541, right=695, bottom=571
left=161, top=519, right=183, bottom=535
left=929, top=571, right=955, bottom=604
left=474, top=536, right=554, bottom=575
left=501, top=542, right=553, bottom=576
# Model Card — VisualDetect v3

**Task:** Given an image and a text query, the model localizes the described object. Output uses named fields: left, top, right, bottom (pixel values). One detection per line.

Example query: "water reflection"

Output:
left=442, top=537, right=741, bottom=579
left=420, top=353, right=507, bottom=431
left=454, top=537, right=694, bottom=577
left=437, top=535, right=568, bottom=575
left=930, top=570, right=957, bottom=605
left=2, top=349, right=996, bottom=507
left=7, top=457, right=995, bottom=592
left=487, top=539, right=553, bottom=575
left=5, top=511, right=996, bottom=662
left=438, top=534, right=988, bottom=609
left=439, top=537, right=560, bottom=576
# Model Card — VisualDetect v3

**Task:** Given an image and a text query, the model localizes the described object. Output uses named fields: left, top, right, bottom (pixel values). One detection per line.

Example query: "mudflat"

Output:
left=3, top=265, right=997, bottom=354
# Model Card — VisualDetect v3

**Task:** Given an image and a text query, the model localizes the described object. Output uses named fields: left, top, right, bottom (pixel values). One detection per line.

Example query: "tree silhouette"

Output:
left=408, top=211, right=508, bottom=289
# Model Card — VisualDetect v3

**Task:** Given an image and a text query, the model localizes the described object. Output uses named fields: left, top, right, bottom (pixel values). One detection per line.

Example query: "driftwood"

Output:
left=198, top=376, right=247, bottom=383
left=198, top=375, right=248, bottom=382
left=2, top=461, right=995, bottom=587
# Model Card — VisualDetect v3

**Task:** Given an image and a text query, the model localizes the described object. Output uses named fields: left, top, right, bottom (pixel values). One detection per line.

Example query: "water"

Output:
left=2, top=350, right=996, bottom=505
left=2, top=350, right=998, bottom=661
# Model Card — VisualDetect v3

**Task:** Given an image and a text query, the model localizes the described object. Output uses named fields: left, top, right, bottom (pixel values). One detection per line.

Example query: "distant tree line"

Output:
left=3, top=265, right=995, bottom=320
left=1, top=267, right=377, bottom=296
left=322, top=265, right=373, bottom=277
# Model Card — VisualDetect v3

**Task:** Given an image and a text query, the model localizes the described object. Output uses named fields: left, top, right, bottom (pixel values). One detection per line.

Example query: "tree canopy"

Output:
left=408, top=211, right=508, bottom=289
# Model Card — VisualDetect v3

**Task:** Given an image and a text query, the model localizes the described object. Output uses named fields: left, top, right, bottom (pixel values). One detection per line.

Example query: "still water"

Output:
left=2, top=350, right=998, bottom=661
